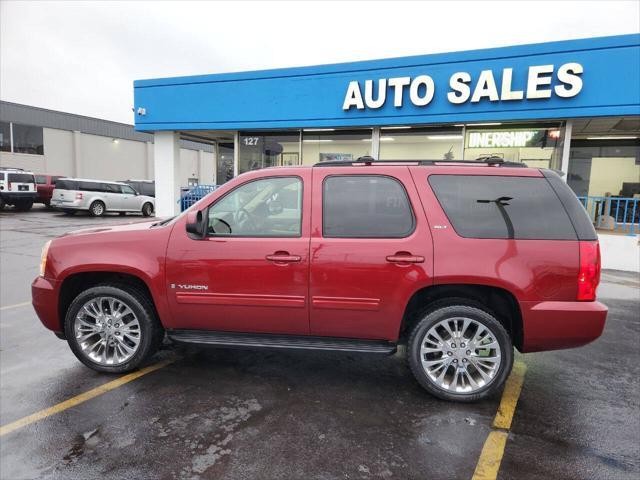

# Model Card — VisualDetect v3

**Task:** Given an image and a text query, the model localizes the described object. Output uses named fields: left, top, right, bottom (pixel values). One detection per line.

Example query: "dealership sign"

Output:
left=342, top=63, right=583, bottom=110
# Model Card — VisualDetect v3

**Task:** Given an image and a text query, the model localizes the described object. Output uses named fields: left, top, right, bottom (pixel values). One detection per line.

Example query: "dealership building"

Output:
left=0, top=101, right=216, bottom=186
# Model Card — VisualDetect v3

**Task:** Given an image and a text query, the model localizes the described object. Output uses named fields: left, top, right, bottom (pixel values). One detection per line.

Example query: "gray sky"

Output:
left=1, top=0, right=639, bottom=124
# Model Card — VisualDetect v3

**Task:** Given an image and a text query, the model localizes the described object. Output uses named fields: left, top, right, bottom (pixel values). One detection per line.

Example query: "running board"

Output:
left=167, top=330, right=397, bottom=354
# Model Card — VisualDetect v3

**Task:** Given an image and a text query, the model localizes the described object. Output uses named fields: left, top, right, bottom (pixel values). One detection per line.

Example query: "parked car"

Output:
left=35, top=174, right=66, bottom=207
left=32, top=158, right=606, bottom=402
left=119, top=179, right=155, bottom=197
left=0, top=167, right=37, bottom=211
left=50, top=178, right=155, bottom=217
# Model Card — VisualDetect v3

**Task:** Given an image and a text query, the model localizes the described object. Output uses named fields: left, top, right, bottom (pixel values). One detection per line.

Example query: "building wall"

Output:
left=0, top=127, right=215, bottom=185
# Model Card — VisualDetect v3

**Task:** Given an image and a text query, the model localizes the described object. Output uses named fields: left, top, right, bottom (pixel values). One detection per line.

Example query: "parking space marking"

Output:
left=0, top=357, right=175, bottom=437
left=471, top=360, right=527, bottom=480
left=0, top=301, right=32, bottom=311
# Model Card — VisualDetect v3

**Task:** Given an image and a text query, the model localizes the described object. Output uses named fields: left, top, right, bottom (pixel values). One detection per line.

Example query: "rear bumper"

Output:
left=50, top=199, right=82, bottom=209
left=520, top=300, right=608, bottom=352
left=1, top=192, right=37, bottom=202
left=31, top=276, right=62, bottom=334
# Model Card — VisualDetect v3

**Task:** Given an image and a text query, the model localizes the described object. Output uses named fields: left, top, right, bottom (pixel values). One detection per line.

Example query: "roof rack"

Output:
left=0, top=166, right=26, bottom=171
left=314, top=156, right=528, bottom=168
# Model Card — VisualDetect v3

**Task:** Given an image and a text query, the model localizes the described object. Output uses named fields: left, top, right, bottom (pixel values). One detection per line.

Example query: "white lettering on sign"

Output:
left=468, top=131, right=536, bottom=148
left=342, top=63, right=583, bottom=110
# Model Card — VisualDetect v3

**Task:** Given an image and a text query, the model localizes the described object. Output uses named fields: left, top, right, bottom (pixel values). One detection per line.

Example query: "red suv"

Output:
left=34, top=174, right=65, bottom=207
left=32, top=159, right=606, bottom=401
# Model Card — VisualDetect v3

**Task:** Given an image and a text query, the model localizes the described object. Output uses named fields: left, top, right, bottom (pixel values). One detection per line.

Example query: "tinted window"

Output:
left=428, top=175, right=577, bottom=240
left=0, top=122, right=10, bottom=152
left=55, top=179, right=77, bottom=190
left=78, top=181, right=105, bottom=192
left=35, top=175, right=47, bottom=184
left=12, top=124, right=44, bottom=155
left=121, top=185, right=136, bottom=195
left=207, top=176, right=302, bottom=237
left=323, top=175, right=414, bottom=238
left=8, top=173, right=35, bottom=183
left=51, top=176, right=64, bottom=183
left=0, top=172, right=4, bottom=180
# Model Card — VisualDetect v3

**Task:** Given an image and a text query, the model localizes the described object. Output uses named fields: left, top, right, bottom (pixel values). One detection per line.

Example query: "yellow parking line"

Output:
left=471, top=360, right=527, bottom=480
left=0, top=301, right=32, bottom=311
left=0, top=357, right=175, bottom=437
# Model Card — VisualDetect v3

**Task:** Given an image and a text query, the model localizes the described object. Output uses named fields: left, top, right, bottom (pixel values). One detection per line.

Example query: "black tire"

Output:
left=62, top=209, right=77, bottom=215
left=64, top=284, right=164, bottom=373
left=141, top=202, right=154, bottom=217
left=89, top=200, right=106, bottom=217
left=14, top=200, right=33, bottom=211
left=0, top=197, right=5, bottom=210
left=119, top=212, right=127, bottom=216
left=407, top=300, right=513, bottom=402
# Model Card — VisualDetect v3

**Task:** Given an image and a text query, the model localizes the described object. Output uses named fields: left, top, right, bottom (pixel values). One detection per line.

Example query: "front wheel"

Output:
left=64, top=284, right=163, bottom=373
left=408, top=302, right=513, bottom=402
left=141, top=202, right=154, bottom=217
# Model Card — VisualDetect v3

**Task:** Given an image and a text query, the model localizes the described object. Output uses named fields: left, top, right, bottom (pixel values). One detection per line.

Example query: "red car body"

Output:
left=32, top=163, right=607, bottom=354
left=35, top=174, right=64, bottom=206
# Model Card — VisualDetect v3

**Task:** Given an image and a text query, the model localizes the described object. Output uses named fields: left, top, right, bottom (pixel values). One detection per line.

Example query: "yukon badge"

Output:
left=170, top=283, right=209, bottom=291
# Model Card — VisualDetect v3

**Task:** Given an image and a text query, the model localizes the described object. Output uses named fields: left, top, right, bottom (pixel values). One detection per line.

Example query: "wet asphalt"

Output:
left=0, top=206, right=638, bottom=480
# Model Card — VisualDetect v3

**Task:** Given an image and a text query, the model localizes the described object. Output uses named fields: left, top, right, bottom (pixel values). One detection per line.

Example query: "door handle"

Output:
left=386, top=253, right=425, bottom=264
left=266, top=252, right=301, bottom=263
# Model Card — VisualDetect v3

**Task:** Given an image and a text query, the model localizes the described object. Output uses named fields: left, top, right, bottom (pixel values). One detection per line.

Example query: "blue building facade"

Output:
left=134, top=34, right=640, bottom=216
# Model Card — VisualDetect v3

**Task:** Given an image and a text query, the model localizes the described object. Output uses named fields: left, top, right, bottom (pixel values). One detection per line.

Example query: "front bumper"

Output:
left=32, top=276, right=62, bottom=334
left=520, top=300, right=608, bottom=352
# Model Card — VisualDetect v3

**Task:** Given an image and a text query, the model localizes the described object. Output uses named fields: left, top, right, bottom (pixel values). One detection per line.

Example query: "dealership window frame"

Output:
left=0, top=121, right=45, bottom=155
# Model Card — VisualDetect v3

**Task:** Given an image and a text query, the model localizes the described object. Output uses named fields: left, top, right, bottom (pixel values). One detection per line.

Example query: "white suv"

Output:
left=51, top=178, right=155, bottom=217
left=0, top=167, right=37, bottom=211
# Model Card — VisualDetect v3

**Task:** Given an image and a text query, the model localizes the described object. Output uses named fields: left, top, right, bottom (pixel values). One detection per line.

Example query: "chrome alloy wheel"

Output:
left=420, top=317, right=502, bottom=394
left=74, top=296, right=141, bottom=366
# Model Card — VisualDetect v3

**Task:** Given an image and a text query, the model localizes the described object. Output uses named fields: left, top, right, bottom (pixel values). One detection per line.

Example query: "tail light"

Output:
left=577, top=241, right=601, bottom=301
left=8, top=182, right=12, bottom=191
left=75, top=192, right=83, bottom=200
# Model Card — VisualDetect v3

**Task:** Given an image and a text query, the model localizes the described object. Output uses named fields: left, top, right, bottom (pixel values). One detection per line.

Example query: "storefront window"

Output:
left=12, top=123, right=44, bottom=155
left=238, top=131, right=300, bottom=174
left=217, top=143, right=235, bottom=184
left=0, top=122, right=10, bottom=152
left=378, top=127, right=463, bottom=161
left=302, top=129, right=372, bottom=165
left=463, top=124, right=563, bottom=169
left=568, top=142, right=640, bottom=197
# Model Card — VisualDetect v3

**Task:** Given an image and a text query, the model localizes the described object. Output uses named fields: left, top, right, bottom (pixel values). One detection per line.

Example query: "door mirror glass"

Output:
left=186, top=210, right=205, bottom=237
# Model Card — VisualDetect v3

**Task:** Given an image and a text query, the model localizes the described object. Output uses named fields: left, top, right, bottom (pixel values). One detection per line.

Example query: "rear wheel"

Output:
left=89, top=200, right=106, bottom=217
left=408, top=302, right=513, bottom=402
left=119, top=212, right=126, bottom=216
left=64, top=284, right=163, bottom=373
left=0, top=197, right=5, bottom=210
left=62, top=209, right=76, bottom=215
left=141, top=202, right=154, bottom=217
left=14, top=200, right=33, bottom=211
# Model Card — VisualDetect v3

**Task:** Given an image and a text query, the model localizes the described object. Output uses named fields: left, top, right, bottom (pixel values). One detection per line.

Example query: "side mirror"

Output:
left=268, top=200, right=283, bottom=216
left=186, top=209, right=205, bottom=237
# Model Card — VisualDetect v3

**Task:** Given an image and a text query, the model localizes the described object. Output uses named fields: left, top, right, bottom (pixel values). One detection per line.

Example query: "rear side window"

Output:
left=428, top=175, right=577, bottom=240
left=35, top=175, right=47, bottom=184
left=0, top=173, right=4, bottom=180
left=323, top=175, right=415, bottom=238
left=55, top=179, right=76, bottom=189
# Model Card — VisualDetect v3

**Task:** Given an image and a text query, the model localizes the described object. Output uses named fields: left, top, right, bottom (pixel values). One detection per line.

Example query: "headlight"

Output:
left=40, top=240, right=51, bottom=277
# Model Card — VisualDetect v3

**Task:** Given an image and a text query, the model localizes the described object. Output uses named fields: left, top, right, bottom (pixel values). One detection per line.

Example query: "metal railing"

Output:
left=179, top=184, right=220, bottom=211
left=577, top=195, right=640, bottom=234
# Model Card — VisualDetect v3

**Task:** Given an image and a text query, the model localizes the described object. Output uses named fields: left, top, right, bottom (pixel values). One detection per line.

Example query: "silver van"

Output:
left=51, top=178, right=155, bottom=217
